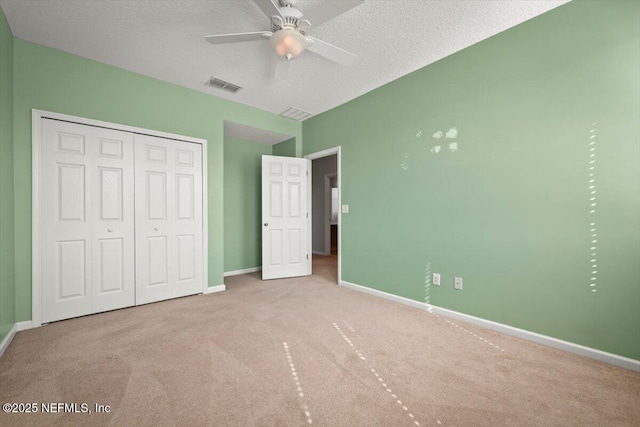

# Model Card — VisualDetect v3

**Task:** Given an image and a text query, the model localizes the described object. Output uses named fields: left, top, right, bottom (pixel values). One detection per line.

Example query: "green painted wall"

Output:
left=302, top=1, right=640, bottom=359
left=0, top=8, right=15, bottom=343
left=12, top=39, right=301, bottom=322
left=272, top=137, right=296, bottom=157
left=224, top=136, right=272, bottom=272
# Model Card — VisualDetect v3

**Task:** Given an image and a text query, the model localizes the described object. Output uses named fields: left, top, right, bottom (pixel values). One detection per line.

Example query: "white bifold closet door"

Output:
left=40, top=119, right=204, bottom=323
left=41, top=119, right=135, bottom=323
left=134, top=134, right=203, bottom=305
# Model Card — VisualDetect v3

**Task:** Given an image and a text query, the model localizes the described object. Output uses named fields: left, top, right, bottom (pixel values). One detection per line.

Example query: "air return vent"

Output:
left=280, top=107, right=311, bottom=121
left=205, top=77, right=243, bottom=93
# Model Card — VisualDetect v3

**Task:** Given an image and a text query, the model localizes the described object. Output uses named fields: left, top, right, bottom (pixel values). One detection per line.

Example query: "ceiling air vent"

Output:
left=205, top=77, right=243, bottom=93
left=280, top=107, right=311, bottom=121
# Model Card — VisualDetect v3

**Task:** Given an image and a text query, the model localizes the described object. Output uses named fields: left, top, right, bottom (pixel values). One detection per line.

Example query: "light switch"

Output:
left=454, top=277, right=463, bottom=290
left=341, top=204, right=349, bottom=213
left=433, top=273, right=441, bottom=286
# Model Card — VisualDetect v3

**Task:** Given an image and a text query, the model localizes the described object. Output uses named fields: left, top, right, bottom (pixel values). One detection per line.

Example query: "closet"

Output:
left=37, top=115, right=205, bottom=324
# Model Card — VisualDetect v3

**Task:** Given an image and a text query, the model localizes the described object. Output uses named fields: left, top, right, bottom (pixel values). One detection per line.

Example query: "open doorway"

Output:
left=306, top=148, right=341, bottom=284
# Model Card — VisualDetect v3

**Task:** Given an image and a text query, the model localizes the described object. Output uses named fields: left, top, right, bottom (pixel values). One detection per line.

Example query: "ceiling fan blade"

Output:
left=306, top=37, right=357, bottom=66
left=205, top=31, right=271, bottom=45
left=269, top=56, right=291, bottom=80
left=303, top=0, right=364, bottom=27
left=253, top=0, right=284, bottom=20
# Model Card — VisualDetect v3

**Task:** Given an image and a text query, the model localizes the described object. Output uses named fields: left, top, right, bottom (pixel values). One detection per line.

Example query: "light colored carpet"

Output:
left=1, top=255, right=639, bottom=426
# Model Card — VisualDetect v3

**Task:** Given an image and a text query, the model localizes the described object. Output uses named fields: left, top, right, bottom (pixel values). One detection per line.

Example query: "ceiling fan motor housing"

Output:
left=271, top=5, right=303, bottom=33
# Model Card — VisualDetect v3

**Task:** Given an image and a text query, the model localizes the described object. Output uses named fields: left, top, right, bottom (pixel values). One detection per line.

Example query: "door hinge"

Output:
left=306, top=171, right=309, bottom=176
left=306, top=212, right=309, bottom=218
left=306, top=254, right=309, bottom=260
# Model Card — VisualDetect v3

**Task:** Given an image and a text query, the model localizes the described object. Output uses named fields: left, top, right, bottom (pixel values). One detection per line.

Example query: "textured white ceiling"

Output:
left=224, top=120, right=293, bottom=144
left=0, top=0, right=570, bottom=120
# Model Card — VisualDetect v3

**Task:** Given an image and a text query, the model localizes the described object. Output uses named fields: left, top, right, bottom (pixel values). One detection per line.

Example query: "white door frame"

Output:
left=324, top=173, right=337, bottom=255
left=304, top=147, right=342, bottom=284
left=31, top=109, right=209, bottom=328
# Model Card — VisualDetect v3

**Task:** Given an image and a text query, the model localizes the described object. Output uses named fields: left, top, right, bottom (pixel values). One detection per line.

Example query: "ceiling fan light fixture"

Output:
left=270, top=28, right=306, bottom=60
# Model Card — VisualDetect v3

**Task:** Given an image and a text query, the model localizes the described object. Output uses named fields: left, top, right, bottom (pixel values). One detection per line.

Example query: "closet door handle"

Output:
left=154, top=227, right=159, bottom=231
left=107, top=228, right=113, bottom=233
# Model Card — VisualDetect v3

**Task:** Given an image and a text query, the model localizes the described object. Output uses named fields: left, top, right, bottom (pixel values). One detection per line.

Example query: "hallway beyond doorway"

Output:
left=312, top=254, right=338, bottom=284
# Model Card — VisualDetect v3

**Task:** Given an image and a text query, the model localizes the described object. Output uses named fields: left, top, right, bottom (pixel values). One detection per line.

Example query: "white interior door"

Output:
left=135, top=134, right=203, bottom=304
left=262, top=155, right=311, bottom=280
left=41, top=119, right=135, bottom=323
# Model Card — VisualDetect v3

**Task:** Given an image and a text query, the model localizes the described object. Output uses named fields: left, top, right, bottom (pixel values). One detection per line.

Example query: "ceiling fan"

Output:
left=205, top=0, right=364, bottom=78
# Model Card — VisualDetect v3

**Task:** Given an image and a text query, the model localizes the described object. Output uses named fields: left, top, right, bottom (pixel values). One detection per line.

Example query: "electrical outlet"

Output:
left=341, top=204, right=349, bottom=213
left=433, top=273, right=441, bottom=286
left=454, top=277, right=463, bottom=290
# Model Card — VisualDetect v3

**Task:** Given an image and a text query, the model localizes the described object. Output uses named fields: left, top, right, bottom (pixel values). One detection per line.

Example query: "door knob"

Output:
left=107, top=228, right=113, bottom=233
left=154, top=227, right=159, bottom=231
left=264, top=223, right=268, bottom=226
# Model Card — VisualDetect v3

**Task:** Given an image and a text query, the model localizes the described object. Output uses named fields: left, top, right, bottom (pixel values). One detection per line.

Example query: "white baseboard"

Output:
left=224, top=267, right=261, bottom=277
left=16, top=321, right=33, bottom=331
left=0, top=323, right=18, bottom=360
left=340, top=280, right=640, bottom=373
left=204, top=284, right=226, bottom=294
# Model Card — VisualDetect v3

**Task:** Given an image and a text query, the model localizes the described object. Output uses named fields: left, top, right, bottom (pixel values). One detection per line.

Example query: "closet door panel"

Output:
left=134, top=135, right=203, bottom=304
left=41, top=119, right=135, bottom=323
left=41, top=120, right=93, bottom=323
left=135, top=135, right=174, bottom=304
left=91, top=128, right=135, bottom=313
left=40, top=117, right=205, bottom=321
left=172, top=140, right=203, bottom=298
